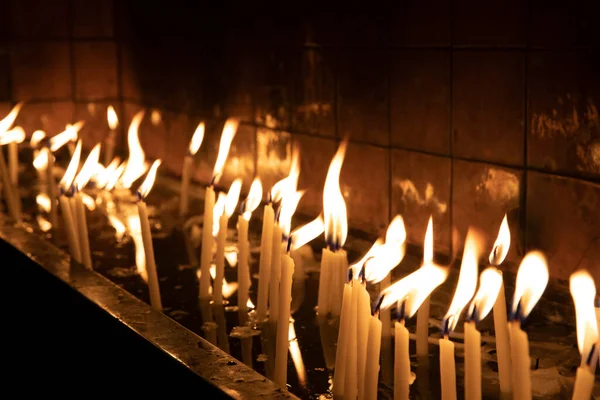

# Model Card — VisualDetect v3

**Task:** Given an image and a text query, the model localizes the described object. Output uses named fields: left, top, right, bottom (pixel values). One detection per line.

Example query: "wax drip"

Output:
left=441, top=316, right=453, bottom=338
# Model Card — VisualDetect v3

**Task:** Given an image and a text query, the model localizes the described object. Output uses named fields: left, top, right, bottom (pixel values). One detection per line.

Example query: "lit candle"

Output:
left=136, top=160, right=163, bottom=311
left=105, top=105, right=119, bottom=166
left=256, top=200, right=274, bottom=321
left=365, top=306, right=383, bottom=400
left=464, top=267, right=503, bottom=400
left=180, top=122, right=204, bottom=217
left=509, top=251, right=549, bottom=400
left=417, top=216, right=434, bottom=357
left=269, top=223, right=283, bottom=321
left=318, top=141, right=349, bottom=318
left=214, top=179, right=241, bottom=305
left=72, top=143, right=101, bottom=269
left=333, top=281, right=353, bottom=398
left=3, top=126, right=25, bottom=186
left=440, top=229, right=483, bottom=400
left=569, top=270, right=598, bottom=400
left=489, top=214, right=512, bottom=397
left=117, top=112, right=146, bottom=190
left=274, top=239, right=295, bottom=387
left=58, top=141, right=82, bottom=262
left=45, top=147, right=58, bottom=228
left=50, top=121, right=83, bottom=153
left=394, top=316, right=410, bottom=400
left=199, top=119, right=238, bottom=300
left=238, top=178, right=262, bottom=312
left=0, top=127, right=25, bottom=220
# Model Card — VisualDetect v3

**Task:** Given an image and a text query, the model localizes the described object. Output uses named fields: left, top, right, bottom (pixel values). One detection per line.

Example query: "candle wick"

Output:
left=372, top=293, right=385, bottom=316
left=347, top=267, right=353, bottom=283
left=585, top=343, right=598, bottom=368
left=286, top=236, right=292, bottom=254
left=210, top=174, right=218, bottom=186
left=396, top=299, right=406, bottom=323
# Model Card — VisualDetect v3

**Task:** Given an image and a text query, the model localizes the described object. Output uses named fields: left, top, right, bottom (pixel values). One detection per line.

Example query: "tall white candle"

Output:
left=46, top=148, right=58, bottom=228
left=332, top=250, right=348, bottom=317
left=274, top=252, right=295, bottom=387
left=493, top=280, right=511, bottom=396
left=179, top=156, right=193, bottom=217
left=59, top=194, right=81, bottom=262
left=74, top=190, right=92, bottom=269
left=440, top=336, right=457, bottom=400
left=364, top=314, right=382, bottom=400
left=214, top=213, right=228, bottom=305
left=357, top=282, right=371, bottom=400
left=464, top=321, right=481, bottom=400
left=0, top=149, right=20, bottom=221
left=333, top=283, right=352, bottom=398
left=394, top=320, right=410, bottom=400
left=105, top=105, right=119, bottom=166
left=138, top=200, right=162, bottom=311
left=237, top=216, right=250, bottom=310
left=509, top=321, right=531, bottom=400
left=572, top=365, right=595, bottom=400
left=317, top=248, right=333, bottom=315
left=344, top=280, right=359, bottom=400
left=8, top=141, right=18, bottom=186
left=416, top=297, right=430, bottom=357
left=269, top=224, right=283, bottom=322
left=256, top=203, right=274, bottom=321
left=199, top=185, right=215, bottom=299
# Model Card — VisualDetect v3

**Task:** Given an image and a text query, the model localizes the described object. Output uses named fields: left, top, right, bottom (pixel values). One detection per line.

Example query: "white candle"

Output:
left=394, top=320, right=410, bottom=400
left=199, top=185, right=215, bottom=299
left=256, top=203, right=274, bottom=321
left=332, top=250, right=348, bottom=317
left=137, top=200, right=162, bottom=310
left=8, top=141, right=18, bottom=186
left=357, top=282, right=371, bottom=400
left=213, top=213, right=228, bottom=305
left=317, top=248, right=334, bottom=315
left=364, top=314, right=382, bottom=400
left=179, top=156, right=193, bottom=218
left=59, top=194, right=81, bottom=262
left=464, top=321, right=481, bottom=400
left=333, top=283, right=352, bottom=398
left=493, top=280, right=512, bottom=396
left=0, top=149, right=20, bottom=221
left=439, top=335, right=457, bottom=400
left=274, top=252, right=295, bottom=387
left=416, top=296, right=430, bottom=357
left=74, top=190, right=92, bottom=269
left=508, top=321, right=531, bottom=400
left=46, top=148, right=58, bottom=228
left=572, top=365, right=594, bottom=400
left=269, top=224, right=283, bottom=322
left=237, top=216, right=250, bottom=311
left=344, top=280, right=359, bottom=400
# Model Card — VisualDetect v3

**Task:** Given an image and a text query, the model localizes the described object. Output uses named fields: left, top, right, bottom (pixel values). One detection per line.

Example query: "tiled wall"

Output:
left=1, top=1, right=599, bottom=283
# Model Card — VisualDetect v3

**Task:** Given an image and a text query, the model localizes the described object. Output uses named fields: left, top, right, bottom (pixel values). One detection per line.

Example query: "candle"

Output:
left=274, top=245, right=295, bottom=387
left=509, top=251, right=549, bottom=400
left=238, top=178, right=262, bottom=312
left=440, top=229, right=483, bottom=400
left=269, top=224, right=283, bottom=321
left=214, top=179, right=241, bottom=305
left=317, top=248, right=334, bottom=315
left=489, top=214, right=513, bottom=396
left=0, top=145, right=20, bottom=221
left=104, top=105, right=119, bottom=166
left=256, top=202, right=274, bottom=320
left=179, top=122, right=204, bottom=217
left=365, top=309, right=383, bottom=400
left=3, top=127, right=25, bottom=186
left=45, top=148, right=59, bottom=228
left=357, top=279, right=371, bottom=400
left=333, top=282, right=352, bottom=398
left=394, top=318, right=410, bottom=400
left=0, top=102, right=24, bottom=202
left=417, top=216, right=434, bottom=357
left=136, top=160, right=163, bottom=311
left=464, top=267, right=503, bottom=400
left=344, top=279, right=359, bottom=400
left=569, top=270, right=599, bottom=400
left=58, top=141, right=82, bottom=262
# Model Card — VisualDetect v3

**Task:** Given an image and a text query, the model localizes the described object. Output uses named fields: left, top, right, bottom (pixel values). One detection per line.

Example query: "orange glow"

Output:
left=108, top=214, right=126, bottom=241
left=242, top=177, right=263, bottom=220
left=33, top=148, right=50, bottom=171
left=105, top=161, right=126, bottom=191
left=380, top=264, right=449, bottom=316
left=137, top=159, right=161, bottom=200
left=59, top=140, right=82, bottom=192
left=467, top=267, right=503, bottom=323
left=74, top=143, right=101, bottom=190
left=511, top=251, right=548, bottom=320
left=323, top=140, right=348, bottom=248
left=0, top=126, right=26, bottom=144
left=424, top=216, right=433, bottom=265
left=36, top=215, right=52, bottom=232
left=212, top=118, right=239, bottom=183
left=212, top=193, right=226, bottom=237
left=107, top=105, right=119, bottom=130
left=189, top=122, right=205, bottom=155
left=119, top=111, right=147, bottom=189
left=291, top=215, right=325, bottom=251
left=569, top=270, right=598, bottom=359
left=127, top=214, right=147, bottom=282
left=36, top=193, right=51, bottom=213
left=30, top=130, right=46, bottom=147
left=0, top=102, right=23, bottom=133
left=49, top=121, right=84, bottom=152
left=81, top=192, right=96, bottom=210
left=489, top=214, right=510, bottom=265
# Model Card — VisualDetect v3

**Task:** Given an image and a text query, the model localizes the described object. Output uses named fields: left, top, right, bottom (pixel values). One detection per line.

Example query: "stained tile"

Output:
left=340, top=143, right=389, bottom=236
left=527, top=51, right=600, bottom=179
left=72, top=0, right=114, bottom=38
left=453, top=0, right=527, bottom=46
left=390, top=50, right=450, bottom=154
left=338, top=49, right=389, bottom=146
left=256, top=128, right=292, bottom=194
left=390, top=0, right=451, bottom=46
left=453, top=51, right=525, bottom=166
left=526, top=172, right=600, bottom=284
left=11, top=42, right=72, bottom=100
left=15, top=101, right=74, bottom=137
left=530, top=0, right=599, bottom=48
left=292, top=48, right=336, bottom=137
left=452, top=160, right=524, bottom=264
left=9, top=0, right=68, bottom=38
left=74, top=42, right=118, bottom=101
left=391, top=149, right=451, bottom=254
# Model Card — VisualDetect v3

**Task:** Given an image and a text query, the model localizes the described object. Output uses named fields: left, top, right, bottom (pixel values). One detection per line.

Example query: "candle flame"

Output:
left=350, top=239, right=385, bottom=279
left=37, top=215, right=52, bottom=232
left=108, top=214, right=126, bottom=241
left=424, top=216, right=433, bottom=265
left=49, top=121, right=84, bottom=152
left=212, top=193, right=226, bottom=237
left=212, top=118, right=239, bottom=183
left=511, top=250, right=548, bottom=321
left=105, top=161, right=126, bottom=191
left=362, top=216, right=407, bottom=283
left=489, top=214, right=510, bottom=265
left=189, top=122, right=205, bottom=155
left=569, top=269, right=598, bottom=359
left=242, top=177, right=263, bottom=220
left=0, top=102, right=23, bottom=133
left=107, top=105, right=119, bottom=130
left=33, top=147, right=50, bottom=170
left=291, top=215, right=325, bottom=251
left=119, top=111, right=147, bottom=189
left=323, top=140, right=348, bottom=249
left=380, top=264, right=449, bottom=316
left=59, top=140, right=82, bottom=191
left=81, top=192, right=96, bottom=210
left=279, top=190, right=305, bottom=238
left=137, top=159, right=161, bottom=200
left=224, top=179, right=242, bottom=218
left=74, top=143, right=101, bottom=190
left=467, top=267, right=503, bottom=324
left=443, top=229, right=483, bottom=333
left=271, top=145, right=300, bottom=203
left=94, top=157, right=120, bottom=189
left=0, top=126, right=26, bottom=144
left=36, top=193, right=52, bottom=213
left=127, top=214, right=147, bottom=282
left=30, top=130, right=46, bottom=147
